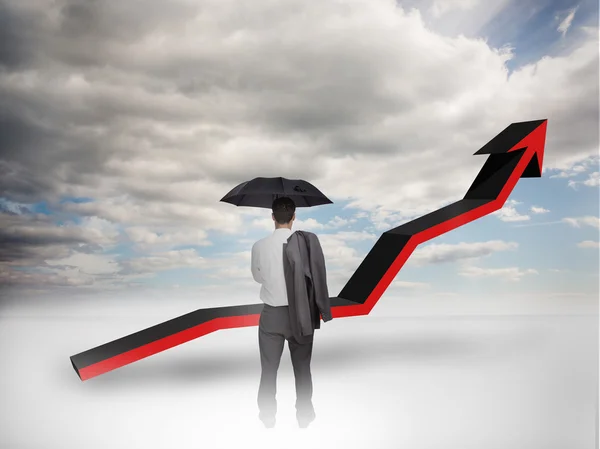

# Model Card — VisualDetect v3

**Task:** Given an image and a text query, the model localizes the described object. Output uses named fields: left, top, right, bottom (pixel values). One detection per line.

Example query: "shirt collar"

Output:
left=273, top=228, right=293, bottom=234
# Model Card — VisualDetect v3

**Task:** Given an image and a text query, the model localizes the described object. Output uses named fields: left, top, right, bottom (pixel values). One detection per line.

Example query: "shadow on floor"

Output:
left=83, top=327, right=542, bottom=391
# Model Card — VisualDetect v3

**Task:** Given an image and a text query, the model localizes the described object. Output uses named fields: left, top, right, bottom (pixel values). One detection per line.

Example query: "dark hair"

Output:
left=272, top=197, right=296, bottom=224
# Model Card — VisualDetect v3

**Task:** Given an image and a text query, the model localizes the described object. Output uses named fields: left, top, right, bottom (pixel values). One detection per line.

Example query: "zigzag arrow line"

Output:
left=70, top=119, right=548, bottom=381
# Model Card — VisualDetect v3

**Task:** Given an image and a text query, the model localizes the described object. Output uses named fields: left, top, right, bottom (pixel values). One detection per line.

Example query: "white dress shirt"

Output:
left=251, top=228, right=294, bottom=307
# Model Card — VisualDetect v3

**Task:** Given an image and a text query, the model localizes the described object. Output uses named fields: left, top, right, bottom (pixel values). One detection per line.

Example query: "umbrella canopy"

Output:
left=220, top=177, right=333, bottom=208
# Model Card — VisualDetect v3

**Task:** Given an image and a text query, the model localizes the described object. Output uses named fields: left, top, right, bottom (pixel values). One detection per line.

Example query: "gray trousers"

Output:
left=257, top=304, right=315, bottom=420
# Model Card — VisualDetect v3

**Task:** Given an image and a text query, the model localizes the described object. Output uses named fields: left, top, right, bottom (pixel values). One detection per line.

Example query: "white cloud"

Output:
left=202, top=250, right=256, bottom=283
left=1, top=213, right=119, bottom=249
left=119, top=249, right=207, bottom=274
left=429, top=0, right=480, bottom=18
left=0, top=207, right=131, bottom=290
left=319, top=231, right=378, bottom=269
left=45, top=252, right=120, bottom=275
left=530, top=206, right=549, bottom=214
left=75, top=216, right=121, bottom=246
left=458, top=265, right=538, bottom=281
left=251, top=215, right=357, bottom=232
left=563, top=216, right=600, bottom=229
left=315, top=230, right=379, bottom=293
left=3, top=1, right=597, bottom=220
left=548, top=156, right=597, bottom=178
left=0, top=265, right=95, bottom=287
left=389, top=280, right=431, bottom=289
left=124, top=226, right=212, bottom=249
left=493, top=200, right=530, bottom=222
left=61, top=198, right=246, bottom=234
left=433, top=291, right=460, bottom=297
left=326, top=216, right=358, bottom=229
left=577, top=240, right=600, bottom=249
left=0, top=0, right=597, bottom=293
left=583, top=172, right=600, bottom=187
left=550, top=156, right=600, bottom=190
left=557, top=6, right=579, bottom=38
left=410, top=240, right=518, bottom=266
left=512, top=220, right=563, bottom=228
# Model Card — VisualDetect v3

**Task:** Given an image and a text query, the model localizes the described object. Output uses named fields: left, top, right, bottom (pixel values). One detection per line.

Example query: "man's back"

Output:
left=254, top=196, right=317, bottom=429
left=251, top=227, right=293, bottom=307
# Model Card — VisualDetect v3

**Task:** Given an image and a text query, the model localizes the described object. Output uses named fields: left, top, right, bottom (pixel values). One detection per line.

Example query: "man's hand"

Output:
left=320, top=312, right=332, bottom=322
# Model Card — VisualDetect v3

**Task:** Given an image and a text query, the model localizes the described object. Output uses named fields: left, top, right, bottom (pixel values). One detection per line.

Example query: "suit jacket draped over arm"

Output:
left=283, top=231, right=332, bottom=343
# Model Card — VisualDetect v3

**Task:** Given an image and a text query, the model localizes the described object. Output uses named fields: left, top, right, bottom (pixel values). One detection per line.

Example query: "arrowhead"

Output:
left=474, top=119, right=548, bottom=177
left=507, top=119, right=547, bottom=177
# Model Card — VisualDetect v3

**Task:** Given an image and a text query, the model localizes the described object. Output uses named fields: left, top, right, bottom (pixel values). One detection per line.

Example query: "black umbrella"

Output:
left=220, top=177, right=333, bottom=208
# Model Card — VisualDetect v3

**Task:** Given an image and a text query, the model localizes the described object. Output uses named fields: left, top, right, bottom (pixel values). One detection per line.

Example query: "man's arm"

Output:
left=251, top=242, right=264, bottom=284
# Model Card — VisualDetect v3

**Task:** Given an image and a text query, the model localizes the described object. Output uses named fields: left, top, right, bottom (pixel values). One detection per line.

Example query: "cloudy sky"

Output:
left=0, top=0, right=598, bottom=313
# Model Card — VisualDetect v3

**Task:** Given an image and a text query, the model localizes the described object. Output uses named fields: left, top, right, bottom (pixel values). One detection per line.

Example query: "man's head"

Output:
left=272, top=197, right=296, bottom=229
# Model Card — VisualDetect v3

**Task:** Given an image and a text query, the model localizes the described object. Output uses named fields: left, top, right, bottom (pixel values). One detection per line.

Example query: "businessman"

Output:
left=251, top=196, right=317, bottom=429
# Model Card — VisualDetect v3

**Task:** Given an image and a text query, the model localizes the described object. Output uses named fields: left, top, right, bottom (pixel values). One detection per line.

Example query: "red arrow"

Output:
left=333, top=119, right=548, bottom=318
left=70, top=119, right=548, bottom=381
